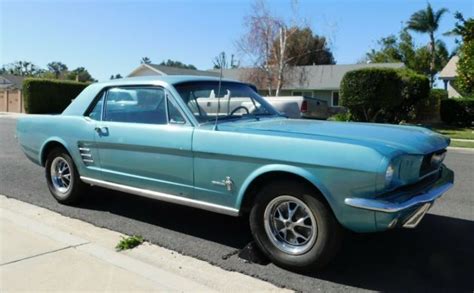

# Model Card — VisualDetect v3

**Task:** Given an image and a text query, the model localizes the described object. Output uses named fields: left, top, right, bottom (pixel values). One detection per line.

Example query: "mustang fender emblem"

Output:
left=212, top=176, right=234, bottom=192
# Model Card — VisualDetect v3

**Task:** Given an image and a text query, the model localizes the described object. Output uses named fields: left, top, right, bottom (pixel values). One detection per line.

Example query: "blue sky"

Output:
left=1, top=0, right=472, bottom=81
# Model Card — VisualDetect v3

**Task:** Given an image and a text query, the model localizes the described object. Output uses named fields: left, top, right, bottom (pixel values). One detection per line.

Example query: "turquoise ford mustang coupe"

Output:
left=16, top=76, right=454, bottom=271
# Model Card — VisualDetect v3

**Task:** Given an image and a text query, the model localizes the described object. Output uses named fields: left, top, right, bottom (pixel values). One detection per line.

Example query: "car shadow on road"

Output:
left=313, top=214, right=474, bottom=291
left=78, top=187, right=474, bottom=291
left=78, top=187, right=253, bottom=248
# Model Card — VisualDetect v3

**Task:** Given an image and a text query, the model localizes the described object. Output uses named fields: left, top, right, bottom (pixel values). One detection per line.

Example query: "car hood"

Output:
left=219, top=118, right=449, bottom=155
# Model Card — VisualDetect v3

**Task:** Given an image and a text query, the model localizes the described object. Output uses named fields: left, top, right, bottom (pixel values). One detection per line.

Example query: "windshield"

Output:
left=174, top=81, right=279, bottom=123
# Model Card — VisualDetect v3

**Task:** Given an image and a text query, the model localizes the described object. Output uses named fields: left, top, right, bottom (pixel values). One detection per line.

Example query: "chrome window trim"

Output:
left=85, top=85, right=193, bottom=127
left=80, top=176, right=239, bottom=217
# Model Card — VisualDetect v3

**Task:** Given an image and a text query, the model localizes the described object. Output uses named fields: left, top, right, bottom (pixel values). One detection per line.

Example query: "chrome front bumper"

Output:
left=344, top=167, right=454, bottom=229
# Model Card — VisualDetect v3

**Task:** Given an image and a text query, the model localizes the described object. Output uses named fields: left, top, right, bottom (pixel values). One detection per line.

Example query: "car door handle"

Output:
left=94, top=126, right=109, bottom=135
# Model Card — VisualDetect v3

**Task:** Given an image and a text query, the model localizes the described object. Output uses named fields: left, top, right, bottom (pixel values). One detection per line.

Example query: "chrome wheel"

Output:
left=264, top=195, right=317, bottom=255
left=50, top=157, right=72, bottom=195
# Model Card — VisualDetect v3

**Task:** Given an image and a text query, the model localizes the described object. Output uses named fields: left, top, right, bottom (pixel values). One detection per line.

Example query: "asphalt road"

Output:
left=1, top=116, right=473, bottom=292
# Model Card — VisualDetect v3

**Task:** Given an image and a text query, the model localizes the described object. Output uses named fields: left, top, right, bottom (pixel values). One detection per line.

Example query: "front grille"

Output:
left=380, top=169, right=441, bottom=202
left=419, top=149, right=446, bottom=178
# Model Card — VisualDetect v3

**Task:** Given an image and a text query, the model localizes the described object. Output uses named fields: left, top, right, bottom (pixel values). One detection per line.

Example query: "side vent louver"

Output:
left=78, top=145, right=94, bottom=165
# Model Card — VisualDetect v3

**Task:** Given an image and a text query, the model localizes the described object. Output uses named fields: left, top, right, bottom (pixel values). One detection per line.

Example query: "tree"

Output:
left=141, top=57, right=152, bottom=64
left=159, top=59, right=197, bottom=70
left=365, top=29, right=449, bottom=82
left=67, top=67, right=95, bottom=82
left=213, top=52, right=239, bottom=69
left=237, top=0, right=280, bottom=95
left=278, top=27, right=335, bottom=66
left=1, top=61, right=43, bottom=76
left=110, top=74, right=122, bottom=80
left=239, top=0, right=318, bottom=96
left=444, top=12, right=474, bottom=95
left=406, top=3, right=448, bottom=86
left=238, top=0, right=333, bottom=95
left=47, top=61, right=68, bottom=79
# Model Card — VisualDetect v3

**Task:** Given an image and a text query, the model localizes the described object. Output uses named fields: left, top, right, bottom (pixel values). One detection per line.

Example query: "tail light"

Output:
left=301, top=100, right=308, bottom=113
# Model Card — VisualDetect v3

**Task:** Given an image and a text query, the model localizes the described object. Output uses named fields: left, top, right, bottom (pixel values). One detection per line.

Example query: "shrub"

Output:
left=414, top=88, right=445, bottom=122
left=340, top=68, right=402, bottom=122
left=328, top=112, right=352, bottom=122
left=22, top=78, right=89, bottom=114
left=429, top=89, right=449, bottom=101
left=340, top=68, right=432, bottom=123
left=440, top=98, right=474, bottom=126
left=396, top=69, right=430, bottom=122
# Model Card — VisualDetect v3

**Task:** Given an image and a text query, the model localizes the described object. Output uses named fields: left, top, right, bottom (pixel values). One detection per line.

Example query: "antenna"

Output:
left=213, top=52, right=225, bottom=131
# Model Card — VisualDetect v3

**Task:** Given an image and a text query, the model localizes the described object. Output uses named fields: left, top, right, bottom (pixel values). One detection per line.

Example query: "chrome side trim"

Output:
left=78, top=145, right=94, bottom=165
left=80, top=176, right=239, bottom=217
left=344, top=183, right=453, bottom=213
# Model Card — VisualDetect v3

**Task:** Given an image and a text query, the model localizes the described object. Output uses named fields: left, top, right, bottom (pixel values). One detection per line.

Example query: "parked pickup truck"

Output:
left=263, top=96, right=329, bottom=119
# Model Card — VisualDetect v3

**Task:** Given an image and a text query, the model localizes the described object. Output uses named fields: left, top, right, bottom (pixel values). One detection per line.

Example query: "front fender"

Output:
left=236, top=164, right=338, bottom=214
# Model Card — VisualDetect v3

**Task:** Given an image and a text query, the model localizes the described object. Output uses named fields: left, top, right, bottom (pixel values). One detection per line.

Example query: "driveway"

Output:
left=1, top=116, right=473, bottom=292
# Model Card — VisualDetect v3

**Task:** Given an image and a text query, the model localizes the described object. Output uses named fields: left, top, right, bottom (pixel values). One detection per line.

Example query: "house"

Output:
left=128, top=62, right=404, bottom=109
left=213, top=63, right=405, bottom=108
left=439, top=56, right=461, bottom=98
left=0, top=74, right=25, bottom=90
left=128, top=63, right=220, bottom=77
left=0, top=74, right=25, bottom=113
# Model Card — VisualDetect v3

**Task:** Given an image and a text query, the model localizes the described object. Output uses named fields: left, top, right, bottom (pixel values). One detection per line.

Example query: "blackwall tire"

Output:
left=45, top=148, right=86, bottom=205
left=249, top=180, right=343, bottom=272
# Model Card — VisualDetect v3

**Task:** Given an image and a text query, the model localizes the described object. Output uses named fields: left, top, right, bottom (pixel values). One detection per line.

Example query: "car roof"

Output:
left=62, top=75, right=245, bottom=116
left=98, top=75, right=240, bottom=87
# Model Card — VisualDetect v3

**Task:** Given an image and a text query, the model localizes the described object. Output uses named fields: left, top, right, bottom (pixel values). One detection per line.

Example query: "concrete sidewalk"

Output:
left=0, top=195, right=288, bottom=292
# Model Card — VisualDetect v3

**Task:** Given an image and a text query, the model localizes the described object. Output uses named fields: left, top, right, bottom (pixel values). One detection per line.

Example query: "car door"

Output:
left=94, top=86, right=194, bottom=198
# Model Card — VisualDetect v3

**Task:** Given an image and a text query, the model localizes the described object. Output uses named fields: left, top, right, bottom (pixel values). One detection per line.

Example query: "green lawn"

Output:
left=431, top=126, right=474, bottom=140
left=450, top=140, right=474, bottom=148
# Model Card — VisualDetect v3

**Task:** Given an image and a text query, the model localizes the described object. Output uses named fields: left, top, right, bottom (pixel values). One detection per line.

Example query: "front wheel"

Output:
left=45, top=148, right=86, bottom=204
left=249, top=181, right=342, bottom=271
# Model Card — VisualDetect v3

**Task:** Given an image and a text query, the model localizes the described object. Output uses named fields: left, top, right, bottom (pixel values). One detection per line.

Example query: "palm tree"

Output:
left=140, top=57, right=152, bottom=64
left=406, top=3, right=448, bottom=86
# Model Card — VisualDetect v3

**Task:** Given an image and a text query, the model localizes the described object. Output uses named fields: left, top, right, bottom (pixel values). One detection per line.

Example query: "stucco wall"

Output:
left=0, top=90, right=24, bottom=113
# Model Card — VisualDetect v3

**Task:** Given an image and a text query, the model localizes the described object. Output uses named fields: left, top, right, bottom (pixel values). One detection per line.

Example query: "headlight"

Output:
left=385, top=163, right=395, bottom=187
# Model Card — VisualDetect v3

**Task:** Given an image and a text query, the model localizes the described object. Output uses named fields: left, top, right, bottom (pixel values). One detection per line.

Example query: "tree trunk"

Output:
left=429, top=32, right=436, bottom=87
left=275, top=27, right=287, bottom=97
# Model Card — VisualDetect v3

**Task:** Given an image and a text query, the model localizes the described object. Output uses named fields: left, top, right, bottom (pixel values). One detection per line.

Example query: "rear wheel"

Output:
left=249, top=181, right=342, bottom=271
left=45, top=148, right=86, bottom=204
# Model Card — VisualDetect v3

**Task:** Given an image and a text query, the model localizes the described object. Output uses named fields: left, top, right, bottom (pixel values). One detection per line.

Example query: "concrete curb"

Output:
left=0, top=195, right=288, bottom=292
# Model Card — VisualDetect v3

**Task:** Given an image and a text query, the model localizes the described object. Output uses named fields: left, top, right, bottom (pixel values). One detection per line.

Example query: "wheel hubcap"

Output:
left=50, top=157, right=72, bottom=195
left=264, top=195, right=317, bottom=255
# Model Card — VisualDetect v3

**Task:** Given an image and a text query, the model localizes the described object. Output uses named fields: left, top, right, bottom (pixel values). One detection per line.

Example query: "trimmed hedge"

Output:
left=429, top=88, right=448, bottom=101
left=340, top=67, right=431, bottom=123
left=440, top=98, right=474, bottom=126
left=397, top=69, right=431, bottom=122
left=23, top=78, right=89, bottom=114
left=340, top=68, right=402, bottom=122
left=414, top=88, right=444, bottom=122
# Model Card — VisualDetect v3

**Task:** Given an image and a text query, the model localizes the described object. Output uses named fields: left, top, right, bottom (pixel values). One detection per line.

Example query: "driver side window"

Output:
left=86, top=87, right=186, bottom=125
